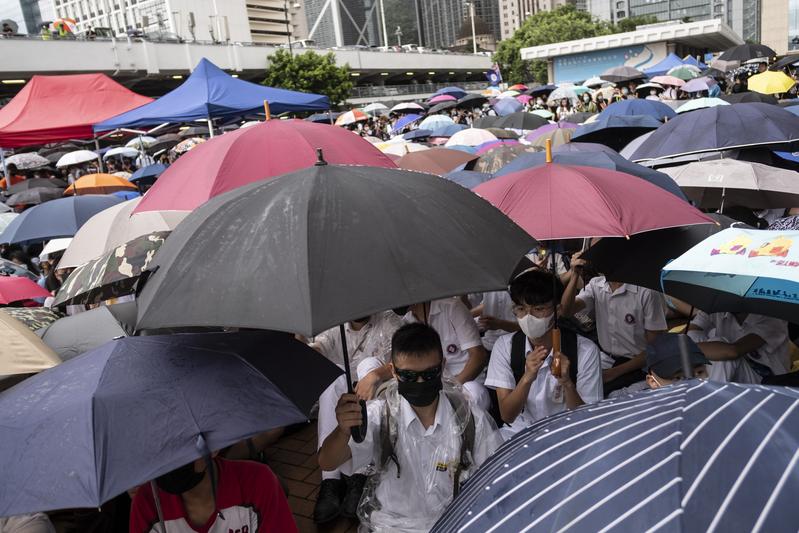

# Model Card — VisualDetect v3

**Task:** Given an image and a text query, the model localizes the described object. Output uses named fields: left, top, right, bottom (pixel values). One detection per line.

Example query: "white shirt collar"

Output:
left=399, top=391, right=449, bottom=434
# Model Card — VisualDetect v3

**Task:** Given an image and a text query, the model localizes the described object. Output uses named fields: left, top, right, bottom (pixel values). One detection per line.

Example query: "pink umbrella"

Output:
left=474, top=163, right=714, bottom=239
left=651, top=75, right=686, bottom=87
left=0, top=276, right=50, bottom=304
left=516, top=94, right=533, bottom=105
left=475, top=139, right=520, bottom=155
left=524, top=122, right=578, bottom=141
left=428, top=94, right=457, bottom=104
left=133, top=119, right=396, bottom=214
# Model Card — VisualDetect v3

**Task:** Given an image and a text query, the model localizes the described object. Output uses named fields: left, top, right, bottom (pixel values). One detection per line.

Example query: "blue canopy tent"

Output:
left=94, top=58, right=329, bottom=133
left=683, top=55, right=708, bottom=69
left=644, top=53, right=687, bottom=77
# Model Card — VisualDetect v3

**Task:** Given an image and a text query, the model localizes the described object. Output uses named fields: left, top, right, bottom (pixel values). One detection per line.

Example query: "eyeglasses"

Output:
left=395, top=364, right=442, bottom=383
left=511, top=303, right=554, bottom=318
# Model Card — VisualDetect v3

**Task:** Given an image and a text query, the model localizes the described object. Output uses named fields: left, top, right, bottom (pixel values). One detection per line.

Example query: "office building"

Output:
left=303, top=0, right=381, bottom=47
left=498, top=0, right=574, bottom=41
left=760, top=0, right=791, bottom=54
left=418, top=0, right=500, bottom=50
left=0, top=0, right=54, bottom=34
left=246, top=0, right=307, bottom=45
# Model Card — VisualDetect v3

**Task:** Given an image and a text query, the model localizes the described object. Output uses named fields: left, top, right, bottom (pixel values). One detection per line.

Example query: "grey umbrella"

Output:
left=38, top=302, right=136, bottom=361
left=600, top=65, right=645, bottom=83
left=4, top=153, right=50, bottom=170
left=5, top=186, right=64, bottom=206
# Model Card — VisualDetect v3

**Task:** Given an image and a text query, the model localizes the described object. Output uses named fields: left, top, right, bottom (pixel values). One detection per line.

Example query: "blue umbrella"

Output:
left=130, top=163, right=167, bottom=182
left=493, top=98, right=523, bottom=117
left=599, top=99, right=676, bottom=121
left=553, top=142, right=618, bottom=155
left=661, top=227, right=799, bottom=322
left=785, top=105, right=799, bottom=117
left=111, top=190, right=141, bottom=200
left=682, top=76, right=716, bottom=93
left=434, top=380, right=799, bottom=532
left=571, top=114, right=663, bottom=151
left=0, top=330, right=341, bottom=517
left=433, top=86, right=467, bottom=99
left=630, top=103, right=799, bottom=162
left=0, top=195, right=123, bottom=245
left=444, top=170, right=494, bottom=189
left=393, top=113, right=422, bottom=132
left=430, top=123, right=467, bottom=138
left=403, top=129, right=432, bottom=140
left=494, top=151, right=687, bottom=199
left=446, top=145, right=478, bottom=154
left=306, top=111, right=341, bottom=124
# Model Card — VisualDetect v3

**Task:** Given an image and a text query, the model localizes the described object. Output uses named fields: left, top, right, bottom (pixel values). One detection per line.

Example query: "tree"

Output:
left=263, top=49, right=353, bottom=106
left=615, top=15, right=658, bottom=33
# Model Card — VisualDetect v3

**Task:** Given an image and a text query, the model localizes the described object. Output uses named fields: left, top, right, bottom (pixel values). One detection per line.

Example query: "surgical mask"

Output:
left=583, top=95, right=590, bottom=102
left=536, top=99, right=543, bottom=105
left=621, top=87, right=629, bottom=95
left=397, top=376, right=442, bottom=407
left=156, top=462, right=205, bottom=495
left=517, top=312, right=554, bottom=340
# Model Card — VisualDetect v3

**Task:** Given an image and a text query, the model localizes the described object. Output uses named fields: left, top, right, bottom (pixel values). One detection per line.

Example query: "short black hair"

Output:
left=391, top=323, right=443, bottom=362
left=509, top=268, right=562, bottom=307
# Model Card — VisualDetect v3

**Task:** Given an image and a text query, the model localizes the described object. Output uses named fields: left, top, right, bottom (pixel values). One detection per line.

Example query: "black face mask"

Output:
left=397, top=377, right=442, bottom=407
left=156, top=462, right=205, bottom=495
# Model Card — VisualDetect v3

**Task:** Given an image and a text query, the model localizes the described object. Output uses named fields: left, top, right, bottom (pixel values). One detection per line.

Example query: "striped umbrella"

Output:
left=335, top=109, right=368, bottom=126
left=434, top=380, right=799, bottom=533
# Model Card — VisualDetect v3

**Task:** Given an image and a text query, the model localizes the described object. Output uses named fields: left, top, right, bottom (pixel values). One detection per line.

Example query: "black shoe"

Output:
left=341, top=474, right=367, bottom=519
left=313, top=478, right=345, bottom=524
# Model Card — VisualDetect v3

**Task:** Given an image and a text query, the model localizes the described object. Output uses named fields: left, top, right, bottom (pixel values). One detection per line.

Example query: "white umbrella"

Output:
left=444, top=128, right=497, bottom=147
left=390, top=102, right=425, bottom=113
left=55, top=150, right=99, bottom=168
left=582, top=76, right=606, bottom=88
left=0, top=212, right=18, bottom=233
left=363, top=103, right=389, bottom=116
left=102, top=147, right=139, bottom=160
left=39, top=238, right=72, bottom=261
left=377, top=142, right=430, bottom=157
left=125, top=136, right=157, bottom=149
left=547, top=86, right=579, bottom=104
left=5, top=153, right=50, bottom=170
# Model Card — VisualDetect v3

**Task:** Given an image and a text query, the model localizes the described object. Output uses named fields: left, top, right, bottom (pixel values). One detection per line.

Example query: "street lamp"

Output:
left=465, top=1, right=477, bottom=54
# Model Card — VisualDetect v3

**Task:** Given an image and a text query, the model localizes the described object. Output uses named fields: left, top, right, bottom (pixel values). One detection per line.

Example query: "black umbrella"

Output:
left=494, top=112, right=548, bottom=131
left=583, top=214, right=745, bottom=291
left=6, top=178, right=67, bottom=195
left=571, top=114, right=662, bottom=151
left=179, top=126, right=210, bottom=138
left=567, top=111, right=597, bottom=123
left=721, top=92, right=779, bottom=105
left=428, top=101, right=458, bottom=115
left=770, top=54, right=799, bottom=71
left=528, top=84, right=557, bottom=96
left=146, top=133, right=182, bottom=154
left=485, top=128, right=520, bottom=140
left=719, top=43, right=776, bottom=62
left=473, top=116, right=501, bottom=128
left=600, top=65, right=645, bottom=83
left=457, top=94, right=488, bottom=108
left=5, top=187, right=64, bottom=206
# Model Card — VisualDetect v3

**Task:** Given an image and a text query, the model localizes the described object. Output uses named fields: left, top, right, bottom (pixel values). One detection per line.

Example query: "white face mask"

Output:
left=517, top=312, right=554, bottom=340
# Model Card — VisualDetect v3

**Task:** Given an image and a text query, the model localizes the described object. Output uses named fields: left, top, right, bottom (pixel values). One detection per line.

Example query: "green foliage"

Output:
left=263, top=49, right=353, bottom=106
left=615, top=15, right=659, bottom=33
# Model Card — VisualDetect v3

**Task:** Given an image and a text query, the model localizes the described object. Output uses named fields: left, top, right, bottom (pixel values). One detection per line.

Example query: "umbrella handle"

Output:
left=339, top=323, right=367, bottom=442
left=351, top=401, right=368, bottom=443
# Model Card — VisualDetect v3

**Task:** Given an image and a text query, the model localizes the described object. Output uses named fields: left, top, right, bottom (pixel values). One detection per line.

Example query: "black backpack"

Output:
left=509, top=320, right=581, bottom=385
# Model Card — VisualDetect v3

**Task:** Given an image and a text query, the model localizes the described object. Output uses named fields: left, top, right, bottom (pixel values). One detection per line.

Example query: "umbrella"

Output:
left=55, top=150, right=99, bottom=168
left=682, top=76, right=717, bottom=93
left=52, top=17, right=77, bottom=33
left=676, top=97, right=730, bottom=114
left=0, top=195, right=123, bottom=245
left=473, top=116, right=501, bottom=129
left=134, top=120, right=395, bottom=214
left=363, top=103, right=389, bottom=116
left=393, top=113, right=422, bottom=132
left=403, top=129, right=431, bottom=141
left=516, top=94, right=533, bottom=105
left=419, top=114, right=455, bottom=131
left=721, top=92, right=779, bottom=105
left=130, top=163, right=167, bottom=182
left=547, top=86, right=578, bottom=104
left=4, top=153, right=49, bottom=170
left=39, top=237, right=72, bottom=261
left=457, top=94, right=488, bottom=108
left=102, top=146, right=139, bottom=160
left=433, top=86, right=467, bottom=99
left=0, top=257, right=36, bottom=280
left=634, top=82, right=664, bottom=95
left=170, top=137, right=205, bottom=155
left=0, top=310, right=60, bottom=376
left=474, top=163, right=712, bottom=240
left=63, top=173, right=136, bottom=196
left=493, top=98, right=523, bottom=117
left=598, top=98, right=676, bottom=122
left=651, top=75, right=686, bottom=87
left=661, top=159, right=799, bottom=209
left=748, top=71, right=796, bottom=95
left=553, top=142, right=617, bottom=155
left=377, top=142, right=429, bottom=157
left=305, top=112, right=341, bottom=124
left=474, top=140, right=520, bottom=155
left=584, top=214, right=745, bottom=290
left=600, top=65, right=645, bottom=83
left=0, top=213, right=17, bottom=234
left=471, top=144, right=537, bottom=174
left=667, top=65, right=702, bottom=81
left=396, top=148, right=478, bottom=175
left=445, top=128, right=498, bottom=147
left=495, top=151, right=686, bottom=199
left=529, top=84, right=557, bottom=96
left=531, top=109, right=554, bottom=119
left=0, top=276, right=50, bottom=304
left=494, top=112, right=548, bottom=130
left=571, top=114, right=662, bottom=151
left=146, top=133, right=182, bottom=154
left=769, top=215, right=799, bottom=230
left=0, top=330, right=341, bottom=517
left=630, top=103, right=799, bottom=162
left=125, top=136, right=157, bottom=149
left=710, top=57, right=742, bottom=73
left=5, top=187, right=63, bottom=206
left=770, top=54, right=799, bottom=71
left=499, top=90, right=521, bottom=99
left=430, top=123, right=467, bottom=138
left=59, top=198, right=186, bottom=269
left=719, top=43, right=776, bottom=62
left=427, top=101, right=458, bottom=115
left=582, top=76, right=605, bottom=88
left=39, top=302, right=135, bottom=360
left=335, top=109, right=368, bottom=126
left=662, top=227, right=799, bottom=321
left=444, top=170, right=494, bottom=189
left=526, top=128, right=575, bottom=149
left=6, top=178, right=67, bottom=195
left=0, top=19, right=18, bottom=33
left=567, top=111, right=597, bottom=123
left=0, top=202, right=10, bottom=213
left=428, top=94, right=457, bottom=104
left=111, top=190, right=140, bottom=200
left=433, top=380, right=799, bottom=533
left=390, top=102, right=425, bottom=114
left=485, top=128, right=520, bottom=140
left=1, top=307, right=62, bottom=332
left=508, top=84, right=528, bottom=91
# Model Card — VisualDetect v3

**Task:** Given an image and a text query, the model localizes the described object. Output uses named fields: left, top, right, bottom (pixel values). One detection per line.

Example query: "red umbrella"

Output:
left=0, top=276, right=50, bottom=304
left=133, top=119, right=396, bottom=214
left=474, top=163, right=714, bottom=239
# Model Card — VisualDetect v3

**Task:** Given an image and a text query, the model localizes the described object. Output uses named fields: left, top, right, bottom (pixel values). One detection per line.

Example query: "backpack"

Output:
left=378, top=388, right=475, bottom=498
left=509, top=319, right=581, bottom=386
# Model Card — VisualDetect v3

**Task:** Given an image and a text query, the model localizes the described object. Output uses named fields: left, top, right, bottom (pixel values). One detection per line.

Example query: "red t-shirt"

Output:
left=129, top=458, right=297, bottom=533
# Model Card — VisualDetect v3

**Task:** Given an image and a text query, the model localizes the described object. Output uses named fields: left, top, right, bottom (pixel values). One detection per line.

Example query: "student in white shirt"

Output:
left=318, top=323, right=502, bottom=533
left=486, top=269, right=603, bottom=439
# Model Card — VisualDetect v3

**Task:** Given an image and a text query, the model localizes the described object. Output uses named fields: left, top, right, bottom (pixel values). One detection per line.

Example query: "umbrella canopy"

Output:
left=55, top=149, right=99, bottom=168
left=457, top=94, right=488, bottom=108
left=493, top=98, right=523, bottom=117
left=571, top=114, right=662, bottom=151
left=419, top=114, right=455, bottom=131
left=5, top=187, right=63, bottom=206
left=667, top=65, right=701, bottom=81
left=0, top=257, right=36, bottom=280
left=39, top=303, right=134, bottom=361
left=428, top=94, right=457, bottom=104
left=600, top=65, right=645, bottom=83
left=0, top=213, right=17, bottom=234
left=526, top=128, right=575, bottom=149
left=0, top=331, right=341, bottom=517
left=6, top=177, right=66, bottom=195
left=485, top=128, right=520, bottom=140
left=363, top=102, right=389, bottom=115
left=377, top=142, right=429, bottom=157
left=531, top=109, right=554, bottom=119
left=444, top=170, right=494, bottom=189
left=553, top=142, right=617, bottom=155
left=661, top=159, right=799, bottom=209
left=719, top=43, right=776, bottom=62
left=445, top=128, right=497, bottom=147
left=643, top=52, right=690, bottom=77
left=721, top=92, right=779, bottom=105
left=662, top=228, right=799, bottom=321
left=471, top=144, right=538, bottom=174
left=39, top=237, right=72, bottom=261
left=63, top=173, right=137, bottom=196
left=133, top=119, right=395, bottom=214
left=59, top=198, right=186, bottom=268
left=130, top=163, right=167, bottom=182
left=529, top=84, right=558, bottom=96
left=493, top=112, right=548, bottom=130
left=136, top=164, right=535, bottom=336
left=0, top=311, right=60, bottom=375
left=630, top=103, right=799, bottom=162
left=676, top=97, right=730, bottom=114
left=102, top=146, right=139, bottom=160
left=1, top=307, right=62, bottom=332
left=433, top=86, right=467, bottom=99
left=396, top=147, right=478, bottom=175
left=473, top=164, right=712, bottom=240
left=650, top=75, right=686, bottom=87
left=0, top=276, right=50, bottom=304
left=4, top=153, right=49, bottom=170
left=335, top=109, right=368, bottom=126
left=599, top=99, right=676, bottom=121
left=499, top=90, right=521, bottom=99
left=634, top=82, right=664, bottom=95
left=516, top=94, right=533, bottom=105
left=427, top=101, right=458, bottom=115
left=582, top=76, right=605, bottom=87
left=683, top=77, right=717, bottom=94
left=584, top=214, right=744, bottom=290
left=146, top=133, right=182, bottom=154
left=748, top=71, right=796, bottom=95
left=54, top=231, right=168, bottom=307
left=0, top=195, right=123, bottom=245
left=390, top=102, right=425, bottom=114
left=402, top=129, right=431, bottom=141
left=178, top=126, right=211, bottom=138
left=547, top=86, right=578, bottom=104
left=125, top=136, right=157, bottom=149
left=433, top=380, right=799, bottom=533
left=305, top=112, right=340, bottom=124
left=94, top=59, right=328, bottom=131
left=393, top=113, right=422, bottom=132
left=429, top=123, right=467, bottom=138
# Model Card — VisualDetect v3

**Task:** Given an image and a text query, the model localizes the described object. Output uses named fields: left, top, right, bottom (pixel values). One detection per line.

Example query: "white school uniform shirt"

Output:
left=403, top=298, right=483, bottom=378
left=485, top=332, right=603, bottom=431
left=577, top=277, right=667, bottom=358
left=479, top=290, right=516, bottom=351
left=690, top=311, right=790, bottom=375
left=314, top=311, right=403, bottom=369
left=349, top=390, right=502, bottom=532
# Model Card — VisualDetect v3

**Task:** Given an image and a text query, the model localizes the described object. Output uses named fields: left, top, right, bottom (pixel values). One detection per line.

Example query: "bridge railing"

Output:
left=350, top=81, right=486, bottom=99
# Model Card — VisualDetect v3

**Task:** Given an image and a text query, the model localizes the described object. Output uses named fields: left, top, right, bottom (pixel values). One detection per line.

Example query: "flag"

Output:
left=486, top=63, right=503, bottom=86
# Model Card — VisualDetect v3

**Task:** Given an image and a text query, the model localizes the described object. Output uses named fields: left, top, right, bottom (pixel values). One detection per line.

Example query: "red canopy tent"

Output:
left=0, top=74, right=152, bottom=148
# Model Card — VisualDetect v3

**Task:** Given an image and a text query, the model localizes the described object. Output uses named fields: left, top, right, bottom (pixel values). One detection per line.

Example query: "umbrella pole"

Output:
left=149, top=481, right=167, bottom=533
left=206, top=116, right=215, bottom=138
left=339, top=323, right=367, bottom=443
left=719, top=187, right=726, bottom=214
left=0, top=148, right=9, bottom=190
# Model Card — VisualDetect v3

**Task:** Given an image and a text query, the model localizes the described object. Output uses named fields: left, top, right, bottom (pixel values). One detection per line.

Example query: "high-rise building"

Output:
left=0, top=0, right=54, bottom=34
left=418, top=0, right=500, bottom=50
left=498, top=0, right=574, bottom=41
left=303, top=0, right=381, bottom=48
left=246, top=0, right=307, bottom=45
left=760, top=0, right=791, bottom=54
